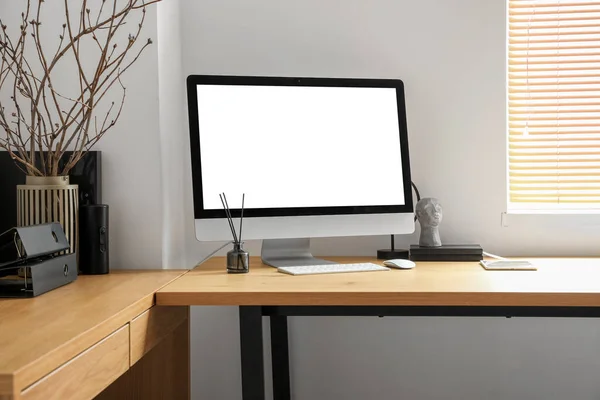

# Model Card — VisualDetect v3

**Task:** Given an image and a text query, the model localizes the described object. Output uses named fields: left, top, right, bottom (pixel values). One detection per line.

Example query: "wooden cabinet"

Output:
left=0, top=270, right=189, bottom=400
left=96, top=308, right=190, bottom=400
left=22, top=326, right=130, bottom=400
left=130, top=306, right=188, bottom=366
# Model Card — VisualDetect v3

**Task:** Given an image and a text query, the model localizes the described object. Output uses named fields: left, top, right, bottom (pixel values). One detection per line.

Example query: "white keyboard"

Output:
left=277, top=263, right=390, bottom=276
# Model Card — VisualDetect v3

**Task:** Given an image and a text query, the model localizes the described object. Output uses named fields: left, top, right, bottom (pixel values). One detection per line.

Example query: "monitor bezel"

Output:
left=187, top=75, right=413, bottom=219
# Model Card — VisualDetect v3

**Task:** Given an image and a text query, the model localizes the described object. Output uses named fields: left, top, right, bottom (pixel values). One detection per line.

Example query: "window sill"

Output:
left=506, top=209, right=600, bottom=216
left=505, top=209, right=600, bottom=215
left=501, top=210, right=600, bottom=229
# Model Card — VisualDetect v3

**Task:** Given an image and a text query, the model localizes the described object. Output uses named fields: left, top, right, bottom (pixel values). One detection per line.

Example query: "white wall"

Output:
left=95, top=7, right=164, bottom=269
left=177, top=0, right=600, bottom=261
left=173, top=1, right=600, bottom=399
left=0, top=1, right=163, bottom=269
left=157, top=0, right=189, bottom=268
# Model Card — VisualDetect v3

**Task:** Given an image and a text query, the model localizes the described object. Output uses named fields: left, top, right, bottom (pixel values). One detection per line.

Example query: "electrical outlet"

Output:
left=501, top=212, right=509, bottom=227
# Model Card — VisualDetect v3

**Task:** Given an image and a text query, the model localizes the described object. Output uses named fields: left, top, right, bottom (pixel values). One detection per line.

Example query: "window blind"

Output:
left=508, top=0, right=600, bottom=208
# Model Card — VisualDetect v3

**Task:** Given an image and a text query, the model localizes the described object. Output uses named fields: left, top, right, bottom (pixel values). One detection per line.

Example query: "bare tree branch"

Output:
left=0, top=0, right=159, bottom=176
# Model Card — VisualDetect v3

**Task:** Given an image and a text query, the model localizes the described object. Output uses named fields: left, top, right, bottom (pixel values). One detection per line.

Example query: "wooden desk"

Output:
left=157, top=256, right=600, bottom=400
left=0, top=270, right=189, bottom=400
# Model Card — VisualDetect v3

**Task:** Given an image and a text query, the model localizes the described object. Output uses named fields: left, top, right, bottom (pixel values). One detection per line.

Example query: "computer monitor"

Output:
left=186, top=75, right=414, bottom=267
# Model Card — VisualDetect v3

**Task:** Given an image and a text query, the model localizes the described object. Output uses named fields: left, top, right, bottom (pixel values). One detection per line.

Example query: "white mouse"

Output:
left=383, top=259, right=416, bottom=269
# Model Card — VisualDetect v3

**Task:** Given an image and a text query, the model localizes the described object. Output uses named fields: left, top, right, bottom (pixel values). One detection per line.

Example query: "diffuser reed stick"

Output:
left=219, top=193, right=249, bottom=273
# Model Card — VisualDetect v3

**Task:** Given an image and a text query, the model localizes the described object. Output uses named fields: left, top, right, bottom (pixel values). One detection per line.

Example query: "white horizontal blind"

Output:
left=508, top=0, right=600, bottom=208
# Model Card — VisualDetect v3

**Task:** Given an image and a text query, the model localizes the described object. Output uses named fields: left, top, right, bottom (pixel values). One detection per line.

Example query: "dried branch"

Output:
left=0, top=0, right=159, bottom=176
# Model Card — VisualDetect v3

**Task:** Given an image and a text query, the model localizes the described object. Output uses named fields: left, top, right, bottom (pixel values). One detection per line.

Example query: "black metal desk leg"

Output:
left=270, top=315, right=291, bottom=400
left=239, top=306, right=265, bottom=400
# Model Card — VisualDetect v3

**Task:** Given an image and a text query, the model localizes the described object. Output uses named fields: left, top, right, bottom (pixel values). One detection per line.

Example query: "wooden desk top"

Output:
left=0, top=269, right=186, bottom=394
left=156, top=256, right=600, bottom=307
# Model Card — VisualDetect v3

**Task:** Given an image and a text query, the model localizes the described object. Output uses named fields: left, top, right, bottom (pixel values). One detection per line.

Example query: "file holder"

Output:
left=0, top=223, right=77, bottom=298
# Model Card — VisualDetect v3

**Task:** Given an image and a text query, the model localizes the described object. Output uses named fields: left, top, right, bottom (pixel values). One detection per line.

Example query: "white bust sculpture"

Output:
left=415, top=198, right=443, bottom=247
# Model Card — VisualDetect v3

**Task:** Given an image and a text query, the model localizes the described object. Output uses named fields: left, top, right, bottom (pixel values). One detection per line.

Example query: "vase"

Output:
left=17, top=176, right=79, bottom=254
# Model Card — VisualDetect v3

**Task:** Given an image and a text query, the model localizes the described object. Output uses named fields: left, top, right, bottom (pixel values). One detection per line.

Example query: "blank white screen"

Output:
left=196, top=84, right=405, bottom=209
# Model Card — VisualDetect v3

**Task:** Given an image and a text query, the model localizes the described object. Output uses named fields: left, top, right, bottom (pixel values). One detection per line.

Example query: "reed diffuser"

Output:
left=219, top=193, right=249, bottom=273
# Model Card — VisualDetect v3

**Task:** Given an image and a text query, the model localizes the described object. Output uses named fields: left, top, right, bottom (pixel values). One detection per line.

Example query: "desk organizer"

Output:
left=0, top=222, right=77, bottom=297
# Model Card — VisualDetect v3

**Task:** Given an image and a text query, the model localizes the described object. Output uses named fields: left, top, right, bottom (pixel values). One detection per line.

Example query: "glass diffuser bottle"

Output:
left=227, top=242, right=249, bottom=273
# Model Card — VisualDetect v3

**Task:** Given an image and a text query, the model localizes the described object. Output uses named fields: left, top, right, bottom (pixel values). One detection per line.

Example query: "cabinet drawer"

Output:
left=130, top=306, right=187, bottom=366
left=21, top=325, right=129, bottom=400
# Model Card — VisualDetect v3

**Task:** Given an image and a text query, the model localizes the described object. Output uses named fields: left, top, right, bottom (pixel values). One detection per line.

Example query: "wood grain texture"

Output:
left=0, top=270, right=186, bottom=392
left=156, top=257, right=600, bottom=307
left=21, top=325, right=129, bottom=400
left=0, top=375, right=14, bottom=400
left=130, top=306, right=188, bottom=365
left=96, top=314, right=190, bottom=400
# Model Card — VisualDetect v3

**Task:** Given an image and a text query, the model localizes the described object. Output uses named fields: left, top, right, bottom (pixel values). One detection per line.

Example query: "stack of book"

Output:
left=409, top=244, right=483, bottom=262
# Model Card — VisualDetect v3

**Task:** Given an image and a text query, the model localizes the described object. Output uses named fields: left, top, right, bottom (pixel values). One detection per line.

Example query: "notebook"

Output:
left=480, top=260, right=537, bottom=271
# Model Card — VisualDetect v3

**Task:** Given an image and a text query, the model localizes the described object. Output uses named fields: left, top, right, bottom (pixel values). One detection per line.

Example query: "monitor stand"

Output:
left=261, top=238, right=336, bottom=268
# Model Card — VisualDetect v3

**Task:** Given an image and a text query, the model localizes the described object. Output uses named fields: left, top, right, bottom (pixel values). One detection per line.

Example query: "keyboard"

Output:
left=277, top=263, right=390, bottom=276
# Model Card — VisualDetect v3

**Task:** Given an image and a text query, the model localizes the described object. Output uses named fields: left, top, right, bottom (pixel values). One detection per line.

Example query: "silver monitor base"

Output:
left=261, top=238, right=335, bottom=268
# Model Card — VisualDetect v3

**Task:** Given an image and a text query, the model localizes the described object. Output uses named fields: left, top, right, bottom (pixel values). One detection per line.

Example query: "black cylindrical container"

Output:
left=79, top=204, right=109, bottom=274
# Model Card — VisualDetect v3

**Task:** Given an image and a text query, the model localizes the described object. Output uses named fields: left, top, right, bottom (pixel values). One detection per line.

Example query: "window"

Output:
left=508, top=0, right=600, bottom=210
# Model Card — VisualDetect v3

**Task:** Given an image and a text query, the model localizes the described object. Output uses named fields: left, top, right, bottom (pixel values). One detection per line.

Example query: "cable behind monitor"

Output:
left=376, top=181, right=421, bottom=260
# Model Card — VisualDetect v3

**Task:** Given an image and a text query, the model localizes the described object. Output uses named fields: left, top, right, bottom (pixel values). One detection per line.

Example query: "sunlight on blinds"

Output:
left=508, top=0, right=600, bottom=209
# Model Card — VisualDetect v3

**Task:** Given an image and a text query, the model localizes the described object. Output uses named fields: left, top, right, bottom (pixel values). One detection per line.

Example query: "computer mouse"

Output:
left=383, top=259, right=416, bottom=269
